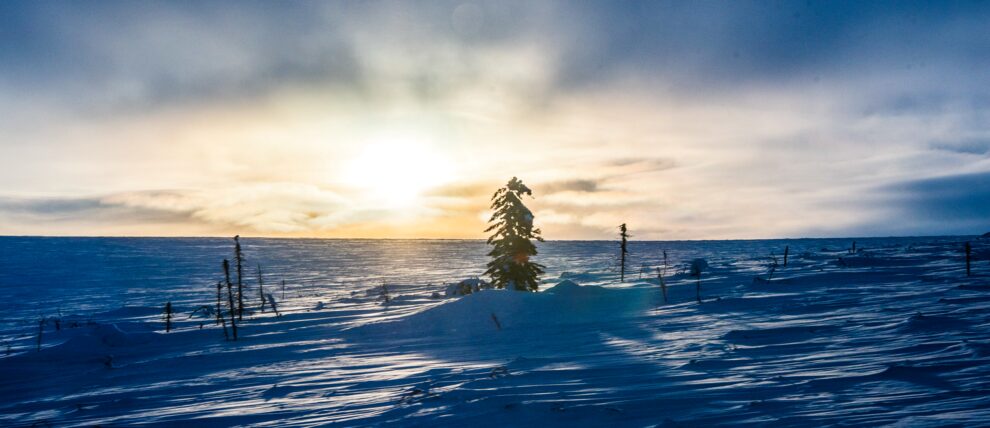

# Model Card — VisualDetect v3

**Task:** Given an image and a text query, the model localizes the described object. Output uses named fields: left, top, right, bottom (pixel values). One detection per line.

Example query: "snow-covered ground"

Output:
left=0, top=236, right=988, bottom=426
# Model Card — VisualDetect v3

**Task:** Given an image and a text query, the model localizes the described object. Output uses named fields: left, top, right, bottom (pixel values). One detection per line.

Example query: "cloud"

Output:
left=887, top=171, right=990, bottom=230
left=2, top=2, right=990, bottom=239
left=930, top=139, right=990, bottom=156
left=0, top=195, right=194, bottom=230
left=539, top=179, right=601, bottom=194
left=0, top=183, right=357, bottom=235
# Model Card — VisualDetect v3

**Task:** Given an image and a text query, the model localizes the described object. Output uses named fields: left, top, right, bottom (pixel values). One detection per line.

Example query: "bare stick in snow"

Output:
left=690, top=258, right=707, bottom=304
left=767, top=253, right=779, bottom=282
left=491, top=313, right=502, bottom=330
left=783, top=245, right=789, bottom=267
left=164, top=302, right=173, bottom=333
left=223, top=259, right=238, bottom=341
left=619, top=224, right=629, bottom=282
left=266, top=293, right=281, bottom=318
left=234, top=235, right=245, bottom=321
left=217, top=282, right=230, bottom=341
left=215, top=281, right=223, bottom=326
left=257, top=264, right=266, bottom=312
left=379, top=283, right=391, bottom=305
left=36, top=318, right=44, bottom=352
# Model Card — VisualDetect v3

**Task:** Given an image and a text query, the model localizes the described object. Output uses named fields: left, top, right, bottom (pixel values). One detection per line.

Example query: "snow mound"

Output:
left=352, top=280, right=653, bottom=338
left=558, top=271, right=601, bottom=283
left=543, top=279, right=608, bottom=296
left=444, top=278, right=492, bottom=297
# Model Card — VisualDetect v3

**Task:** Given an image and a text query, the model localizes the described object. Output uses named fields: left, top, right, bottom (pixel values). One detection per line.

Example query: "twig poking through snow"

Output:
left=223, top=259, right=238, bottom=341
left=690, top=258, right=708, bottom=303
left=266, top=293, right=281, bottom=318
left=163, top=302, right=172, bottom=333
left=491, top=312, right=502, bottom=330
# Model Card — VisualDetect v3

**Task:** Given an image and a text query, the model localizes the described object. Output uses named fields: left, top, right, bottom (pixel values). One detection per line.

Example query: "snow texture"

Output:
left=0, top=236, right=989, bottom=426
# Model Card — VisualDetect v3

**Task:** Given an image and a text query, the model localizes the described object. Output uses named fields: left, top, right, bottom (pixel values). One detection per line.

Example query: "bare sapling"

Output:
left=164, top=302, right=173, bottom=333
left=619, top=224, right=630, bottom=282
left=965, top=241, right=972, bottom=276
left=491, top=313, right=502, bottom=330
left=188, top=305, right=213, bottom=319
left=281, top=279, right=286, bottom=301
left=379, top=283, right=391, bottom=305
left=234, top=235, right=245, bottom=321
left=257, top=264, right=266, bottom=313
left=266, top=293, right=281, bottom=318
left=215, top=281, right=223, bottom=326
left=783, top=245, right=789, bottom=267
left=690, top=258, right=707, bottom=303
left=223, top=259, right=238, bottom=341
left=36, top=318, right=44, bottom=352
left=850, top=241, right=857, bottom=254
left=766, top=253, right=779, bottom=282
left=216, top=281, right=230, bottom=341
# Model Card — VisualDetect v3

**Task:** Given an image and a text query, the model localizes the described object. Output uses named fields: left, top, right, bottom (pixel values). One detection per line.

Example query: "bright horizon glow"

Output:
left=342, top=133, right=455, bottom=209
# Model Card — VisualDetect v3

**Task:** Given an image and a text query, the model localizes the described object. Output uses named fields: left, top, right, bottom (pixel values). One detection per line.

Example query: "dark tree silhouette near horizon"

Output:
left=234, top=235, right=245, bottom=321
left=619, top=223, right=630, bottom=282
left=484, top=177, right=545, bottom=291
left=223, top=259, right=238, bottom=341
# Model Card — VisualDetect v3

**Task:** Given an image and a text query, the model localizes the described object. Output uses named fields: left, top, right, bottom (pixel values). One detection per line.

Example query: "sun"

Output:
left=342, top=133, right=453, bottom=207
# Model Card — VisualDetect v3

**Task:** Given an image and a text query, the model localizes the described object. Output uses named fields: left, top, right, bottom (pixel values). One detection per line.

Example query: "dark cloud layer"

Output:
left=5, top=1, right=990, bottom=113
left=0, top=196, right=192, bottom=224
left=888, top=171, right=990, bottom=227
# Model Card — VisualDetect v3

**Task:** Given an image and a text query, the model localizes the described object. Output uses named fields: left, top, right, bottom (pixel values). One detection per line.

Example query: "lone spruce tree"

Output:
left=484, top=177, right=545, bottom=291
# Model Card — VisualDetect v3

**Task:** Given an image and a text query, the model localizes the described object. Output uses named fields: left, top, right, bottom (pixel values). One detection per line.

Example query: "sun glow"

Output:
left=342, top=133, right=454, bottom=208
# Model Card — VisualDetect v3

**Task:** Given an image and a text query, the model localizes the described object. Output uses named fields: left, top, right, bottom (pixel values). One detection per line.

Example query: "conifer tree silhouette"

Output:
left=484, top=177, right=545, bottom=291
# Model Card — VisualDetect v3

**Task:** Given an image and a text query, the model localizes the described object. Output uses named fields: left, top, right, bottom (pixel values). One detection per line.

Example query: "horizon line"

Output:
left=0, top=233, right=982, bottom=242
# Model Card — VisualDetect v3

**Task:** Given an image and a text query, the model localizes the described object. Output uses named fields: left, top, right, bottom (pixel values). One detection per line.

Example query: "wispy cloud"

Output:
left=1, top=1, right=989, bottom=238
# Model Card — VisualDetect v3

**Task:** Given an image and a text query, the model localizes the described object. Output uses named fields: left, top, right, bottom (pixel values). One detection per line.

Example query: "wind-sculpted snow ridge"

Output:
left=0, top=237, right=989, bottom=426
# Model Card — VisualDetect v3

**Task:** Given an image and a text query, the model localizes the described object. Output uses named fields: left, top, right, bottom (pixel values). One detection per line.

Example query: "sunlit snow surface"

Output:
left=1, top=236, right=989, bottom=426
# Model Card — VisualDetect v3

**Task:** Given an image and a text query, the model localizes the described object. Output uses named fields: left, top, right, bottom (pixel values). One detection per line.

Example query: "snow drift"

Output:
left=352, top=280, right=655, bottom=338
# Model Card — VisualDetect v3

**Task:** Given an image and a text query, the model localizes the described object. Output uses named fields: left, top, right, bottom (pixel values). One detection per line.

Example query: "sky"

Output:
left=1, top=0, right=989, bottom=240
